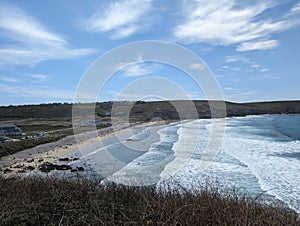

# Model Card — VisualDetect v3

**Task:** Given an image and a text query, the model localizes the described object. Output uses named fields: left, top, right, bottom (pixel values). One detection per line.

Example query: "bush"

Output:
left=0, top=176, right=299, bottom=225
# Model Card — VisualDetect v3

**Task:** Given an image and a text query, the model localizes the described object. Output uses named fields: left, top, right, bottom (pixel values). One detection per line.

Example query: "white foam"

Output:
left=158, top=115, right=300, bottom=213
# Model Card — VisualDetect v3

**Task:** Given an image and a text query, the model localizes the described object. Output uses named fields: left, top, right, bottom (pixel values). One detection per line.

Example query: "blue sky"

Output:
left=0, top=0, right=300, bottom=105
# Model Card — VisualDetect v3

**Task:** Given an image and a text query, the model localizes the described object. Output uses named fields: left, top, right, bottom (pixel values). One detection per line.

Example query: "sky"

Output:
left=0, top=0, right=300, bottom=106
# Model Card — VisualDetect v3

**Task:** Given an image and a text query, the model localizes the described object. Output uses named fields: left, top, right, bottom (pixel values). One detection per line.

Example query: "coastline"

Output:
left=0, top=121, right=166, bottom=177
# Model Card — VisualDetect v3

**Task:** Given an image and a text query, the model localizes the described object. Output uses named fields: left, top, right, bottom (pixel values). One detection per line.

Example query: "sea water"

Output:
left=69, top=114, right=300, bottom=213
left=106, top=114, right=300, bottom=213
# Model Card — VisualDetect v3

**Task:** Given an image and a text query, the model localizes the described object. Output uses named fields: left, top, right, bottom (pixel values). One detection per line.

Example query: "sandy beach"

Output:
left=0, top=121, right=166, bottom=178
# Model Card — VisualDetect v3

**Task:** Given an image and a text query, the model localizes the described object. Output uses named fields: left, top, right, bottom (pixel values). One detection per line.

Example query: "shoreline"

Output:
left=0, top=121, right=168, bottom=177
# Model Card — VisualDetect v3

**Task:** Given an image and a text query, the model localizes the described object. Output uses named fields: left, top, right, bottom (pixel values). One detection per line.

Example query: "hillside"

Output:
left=0, top=100, right=299, bottom=121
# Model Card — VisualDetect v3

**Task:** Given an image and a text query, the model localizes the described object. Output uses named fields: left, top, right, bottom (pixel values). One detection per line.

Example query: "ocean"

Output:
left=72, top=114, right=300, bottom=213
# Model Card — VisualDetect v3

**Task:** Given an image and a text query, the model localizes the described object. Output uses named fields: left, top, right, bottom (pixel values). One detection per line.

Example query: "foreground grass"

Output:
left=0, top=176, right=299, bottom=225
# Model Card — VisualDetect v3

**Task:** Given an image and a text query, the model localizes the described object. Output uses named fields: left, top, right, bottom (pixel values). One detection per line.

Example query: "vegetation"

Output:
left=0, top=176, right=299, bottom=225
left=0, top=130, right=73, bottom=158
left=0, top=100, right=299, bottom=120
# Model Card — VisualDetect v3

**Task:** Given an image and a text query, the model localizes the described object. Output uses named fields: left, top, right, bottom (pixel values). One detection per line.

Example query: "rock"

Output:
left=26, top=158, right=34, bottom=163
left=70, top=166, right=84, bottom=172
left=3, top=168, right=13, bottom=174
left=59, top=157, right=70, bottom=162
left=25, top=166, right=35, bottom=171
left=13, top=164, right=24, bottom=168
left=55, top=164, right=72, bottom=170
left=38, top=162, right=55, bottom=173
left=77, top=166, right=84, bottom=171
left=72, top=157, right=80, bottom=161
left=17, top=170, right=26, bottom=173
left=38, top=158, right=43, bottom=162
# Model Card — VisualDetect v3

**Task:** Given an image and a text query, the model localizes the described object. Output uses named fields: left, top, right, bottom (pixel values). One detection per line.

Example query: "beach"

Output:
left=0, top=121, right=166, bottom=178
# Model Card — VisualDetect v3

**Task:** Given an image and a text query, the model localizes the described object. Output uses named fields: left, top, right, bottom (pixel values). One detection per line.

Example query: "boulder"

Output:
left=77, top=166, right=84, bottom=171
left=59, top=157, right=70, bottom=162
left=25, top=166, right=35, bottom=171
left=55, top=164, right=72, bottom=170
left=38, top=162, right=55, bottom=173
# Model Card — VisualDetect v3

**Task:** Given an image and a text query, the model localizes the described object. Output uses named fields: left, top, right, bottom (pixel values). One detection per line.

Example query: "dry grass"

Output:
left=0, top=176, right=299, bottom=225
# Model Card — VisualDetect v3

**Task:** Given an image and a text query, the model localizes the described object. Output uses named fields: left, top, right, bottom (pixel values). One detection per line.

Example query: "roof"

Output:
left=0, top=123, right=18, bottom=128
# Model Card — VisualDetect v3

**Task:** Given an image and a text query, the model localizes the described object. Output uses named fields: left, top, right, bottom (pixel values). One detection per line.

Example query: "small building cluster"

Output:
left=0, top=123, right=22, bottom=137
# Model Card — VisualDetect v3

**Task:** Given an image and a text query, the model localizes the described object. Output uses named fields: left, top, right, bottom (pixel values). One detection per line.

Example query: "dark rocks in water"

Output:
left=26, top=158, right=34, bottom=163
left=55, top=164, right=72, bottom=170
left=38, top=162, right=72, bottom=172
left=3, top=168, right=13, bottom=174
left=39, top=162, right=56, bottom=173
left=70, top=166, right=85, bottom=172
left=59, top=157, right=80, bottom=162
left=77, top=166, right=84, bottom=171
left=59, top=157, right=70, bottom=162
left=25, top=166, right=35, bottom=171
left=17, top=170, right=26, bottom=173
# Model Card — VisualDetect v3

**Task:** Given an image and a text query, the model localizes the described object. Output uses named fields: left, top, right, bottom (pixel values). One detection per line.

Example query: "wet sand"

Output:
left=0, top=122, right=166, bottom=178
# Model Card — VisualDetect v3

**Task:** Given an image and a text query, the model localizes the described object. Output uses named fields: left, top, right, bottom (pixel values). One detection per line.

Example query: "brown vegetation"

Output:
left=0, top=176, right=299, bottom=225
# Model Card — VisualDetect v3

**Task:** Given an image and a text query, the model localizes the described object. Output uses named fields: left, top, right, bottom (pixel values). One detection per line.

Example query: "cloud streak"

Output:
left=174, top=0, right=300, bottom=51
left=0, top=3, right=96, bottom=67
left=236, top=40, right=279, bottom=52
left=0, top=83, right=74, bottom=100
left=116, top=62, right=160, bottom=77
left=84, top=0, right=153, bottom=39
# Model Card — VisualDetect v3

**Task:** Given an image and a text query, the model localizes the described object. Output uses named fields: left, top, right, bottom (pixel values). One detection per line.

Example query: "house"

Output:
left=0, top=123, right=22, bottom=137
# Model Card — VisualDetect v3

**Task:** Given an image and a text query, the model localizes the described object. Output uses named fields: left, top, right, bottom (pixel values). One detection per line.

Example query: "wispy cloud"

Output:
left=0, top=77, right=19, bottom=83
left=84, top=0, right=153, bottom=39
left=236, top=40, right=279, bottom=52
left=28, top=74, right=49, bottom=83
left=249, top=74, right=280, bottom=80
left=0, top=3, right=96, bottom=67
left=224, top=87, right=235, bottom=91
left=225, top=55, right=269, bottom=74
left=116, top=63, right=160, bottom=77
left=288, top=2, right=300, bottom=15
left=0, top=83, right=74, bottom=99
left=174, top=0, right=300, bottom=51
left=189, top=63, right=205, bottom=71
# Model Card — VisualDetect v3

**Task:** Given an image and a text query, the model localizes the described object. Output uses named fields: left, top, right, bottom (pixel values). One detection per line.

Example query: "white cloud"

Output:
left=236, top=40, right=279, bottom=51
left=249, top=74, right=280, bottom=80
left=0, top=77, right=19, bottom=83
left=28, top=74, right=49, bottom=82
left=174, top=0, right=300, bottom=51
left=0, top=3, right=95, bottom=67
left=116, top=63, right=160, bottom=77
left=289, top=2, right=300, bottom=15
left=218, top=65, right=240, bottom=72
left=226, top=56, right=251, bottom=64
left=251, top=64, right=261, bottom=69
left=84, top=0, right=153, bottom=39
left=0, top=83, right=74, bottom=99
left=259, top=68, right=269, bottom=73
left=225, top=55, right=269, bottom=73
left=189, top=63, right=205, bottom=71
left=224, top=87, right=235, bottom=91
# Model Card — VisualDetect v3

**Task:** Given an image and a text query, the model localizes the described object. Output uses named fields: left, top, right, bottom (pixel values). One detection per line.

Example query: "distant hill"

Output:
left=0, top=100, right=299, bottom=121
